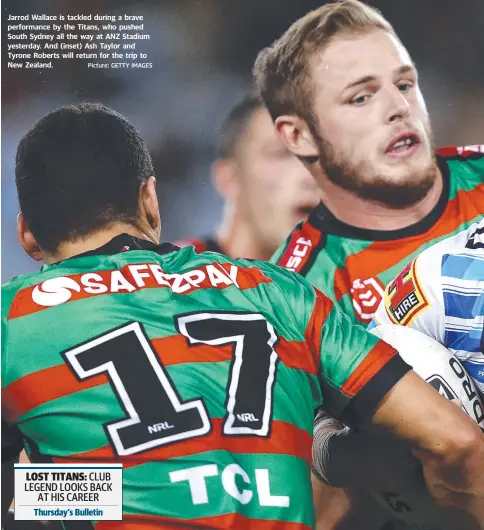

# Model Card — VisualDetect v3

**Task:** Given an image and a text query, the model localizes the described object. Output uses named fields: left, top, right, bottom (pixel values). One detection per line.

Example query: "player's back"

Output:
left=2, top=235, right=322, bottom=529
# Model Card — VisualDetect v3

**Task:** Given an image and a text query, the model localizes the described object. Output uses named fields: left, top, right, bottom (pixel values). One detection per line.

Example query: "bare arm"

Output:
left=370, top=370, right=484, bottom=529
left=312, top=475, right=392, bottom=530
left=311, top=412, right=416, bottom=530
left=312, top=411, right=421, bottom=490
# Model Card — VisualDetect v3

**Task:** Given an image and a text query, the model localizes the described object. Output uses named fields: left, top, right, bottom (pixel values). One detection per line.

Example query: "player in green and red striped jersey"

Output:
left=255, top=10, right=484, bottom=330
left=174, top=93, right=319, bottom=261
left=272, top=146, right=483, bottom=327
left=254, top=1, right=483, bottom=527
left=3, top=103, right=483, bottom=530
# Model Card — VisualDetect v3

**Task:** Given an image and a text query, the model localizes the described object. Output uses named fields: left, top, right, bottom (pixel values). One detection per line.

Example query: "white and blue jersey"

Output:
left=371, top=218, right=484, bottom=396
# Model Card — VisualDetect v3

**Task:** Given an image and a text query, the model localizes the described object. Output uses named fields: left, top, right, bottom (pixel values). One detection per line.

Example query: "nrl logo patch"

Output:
left=385, top=259, right=429, bottom=325
left=350, top=277, right=385, bottom=323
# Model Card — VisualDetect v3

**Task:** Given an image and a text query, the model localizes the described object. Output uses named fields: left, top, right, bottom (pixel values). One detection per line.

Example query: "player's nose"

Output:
left=385, top=87, right=411, bottom=124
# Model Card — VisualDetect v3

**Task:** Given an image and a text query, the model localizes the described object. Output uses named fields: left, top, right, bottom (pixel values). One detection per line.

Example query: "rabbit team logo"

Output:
left=350, top=277, right=385, bottom=323
left=384, top=259, right=429, bottom=326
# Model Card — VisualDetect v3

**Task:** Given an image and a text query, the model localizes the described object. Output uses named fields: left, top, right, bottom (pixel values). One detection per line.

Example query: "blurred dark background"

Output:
left=2, top=0, right=484, bottom=280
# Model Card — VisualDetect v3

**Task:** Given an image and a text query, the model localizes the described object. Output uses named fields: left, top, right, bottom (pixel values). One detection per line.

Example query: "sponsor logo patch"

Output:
left=385, top=260, right=429, bottom=325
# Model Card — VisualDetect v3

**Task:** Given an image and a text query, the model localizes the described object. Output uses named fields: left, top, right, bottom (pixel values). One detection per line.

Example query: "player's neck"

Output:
left=318, top=164, right=443, bottom=231
left=215, top=209, right=274, bottom=261
left=43, top=223, right=155, bottom=264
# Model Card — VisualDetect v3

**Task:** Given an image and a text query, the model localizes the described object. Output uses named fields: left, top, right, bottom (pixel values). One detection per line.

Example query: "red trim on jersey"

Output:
left=303, top=288, right=334, bottom=374
left=155, top=336, right=319, bottom=376
left=3, top=334, right=317, bottom=423
left=7, top=263, right=271, bottom=320
left=333, top=184, right=484, bottom=302
left=53, top=418, right=312, bottom=466
left=95, top=512, right=312, bottom=530
left=436, top=145, right=484, bottom=157
left=173, top=238, right=209, bottom=253
left=277, top=223, right=322, bottom=273
left=341, top=341, right=398, bottom=397
left=2, top=365, right=109, bottom=423
left=276, top=338, right=319, bottom=376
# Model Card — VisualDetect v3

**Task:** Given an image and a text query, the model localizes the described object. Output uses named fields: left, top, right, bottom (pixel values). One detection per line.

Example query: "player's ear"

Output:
left=17, top=213, right=43, bottom=261
left=275, top=115, right=319, bottom=159
left=211, top=158, right=240, bottom=202
left=139, top=176, right=161, bottom=243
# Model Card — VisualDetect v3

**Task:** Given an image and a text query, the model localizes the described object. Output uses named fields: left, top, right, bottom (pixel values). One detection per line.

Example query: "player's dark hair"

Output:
left=15, top=103, right=154, bottom=253
left=218, top=92, right=264, bottom=158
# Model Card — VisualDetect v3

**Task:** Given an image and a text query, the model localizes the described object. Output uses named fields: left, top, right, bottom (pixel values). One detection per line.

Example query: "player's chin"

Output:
left=382, top=155, right=433, bottom=184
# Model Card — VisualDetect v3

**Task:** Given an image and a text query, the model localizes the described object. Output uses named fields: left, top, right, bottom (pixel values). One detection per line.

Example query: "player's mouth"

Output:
left=385, top=132, right=421, bottom=159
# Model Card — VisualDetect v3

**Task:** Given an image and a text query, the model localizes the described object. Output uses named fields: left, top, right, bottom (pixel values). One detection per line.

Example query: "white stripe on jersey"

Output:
left=449, top=349, right=484, bottom=363
left=441, top=277, right=484, bottom=292
left=445, top=315, right=484, bottom=330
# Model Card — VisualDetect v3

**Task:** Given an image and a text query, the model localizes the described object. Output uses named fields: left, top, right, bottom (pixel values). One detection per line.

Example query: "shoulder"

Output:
left=373, top=220, right=484, bottom=334
left=171, top=237, right=221, bottom=254
left=1, top=274, right=38, bottom=319
left=437, top=219, right=484, bottom=284
left=436, top=144, right=484, bottom=160
left=388, top=219, right=483, bottom=299
left=236, top=258, right=321, bottom=316
left=272, top=208, right=329, bottom=276
left=419, top=218, right=484, bottom=266
left=437, top=145, right=484, bottom=183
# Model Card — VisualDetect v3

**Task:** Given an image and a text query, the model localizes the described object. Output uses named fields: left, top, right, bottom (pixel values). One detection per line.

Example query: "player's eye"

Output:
left=350, top=94, right=371, bottom=106
left=397, top=81, right=413, bottom=93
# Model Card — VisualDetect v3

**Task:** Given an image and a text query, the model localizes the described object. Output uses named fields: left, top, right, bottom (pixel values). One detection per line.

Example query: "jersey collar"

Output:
left=41, top=234, right=179, bottom=270
left=307, top=155, right=450, bottom=241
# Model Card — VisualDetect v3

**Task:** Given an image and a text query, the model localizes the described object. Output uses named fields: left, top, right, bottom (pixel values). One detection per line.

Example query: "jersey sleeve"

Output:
left=252, top=262, right=411, bottom=427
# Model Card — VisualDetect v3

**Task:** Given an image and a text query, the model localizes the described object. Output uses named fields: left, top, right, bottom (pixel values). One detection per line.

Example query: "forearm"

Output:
left=312, top=412, right=351, bottom=486
left=370, top=371, right=484, bottom=527
left=312, top=474, right=391, bottom=530
left=413, top=440, right=484, bottom=529
left=312, top=411, right=419, bottom=490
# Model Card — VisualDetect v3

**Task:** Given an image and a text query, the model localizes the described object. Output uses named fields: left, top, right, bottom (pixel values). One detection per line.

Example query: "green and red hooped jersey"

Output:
left=273, top=146, right=484, bottom=326
left=2, top=235, right=409, bottom=529
left=172, top=237, right=223, bottom=255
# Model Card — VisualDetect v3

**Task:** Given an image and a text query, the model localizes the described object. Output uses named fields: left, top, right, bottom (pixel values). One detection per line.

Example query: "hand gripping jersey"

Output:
left=1, top=234, right=410, bottom=530
left=372, top=218, right=484, bottom=398
left=273, top=146, right=484, bottom=326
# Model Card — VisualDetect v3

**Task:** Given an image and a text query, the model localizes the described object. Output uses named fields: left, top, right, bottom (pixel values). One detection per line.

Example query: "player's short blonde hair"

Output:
left=253, top=0, right=395, bottom=128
